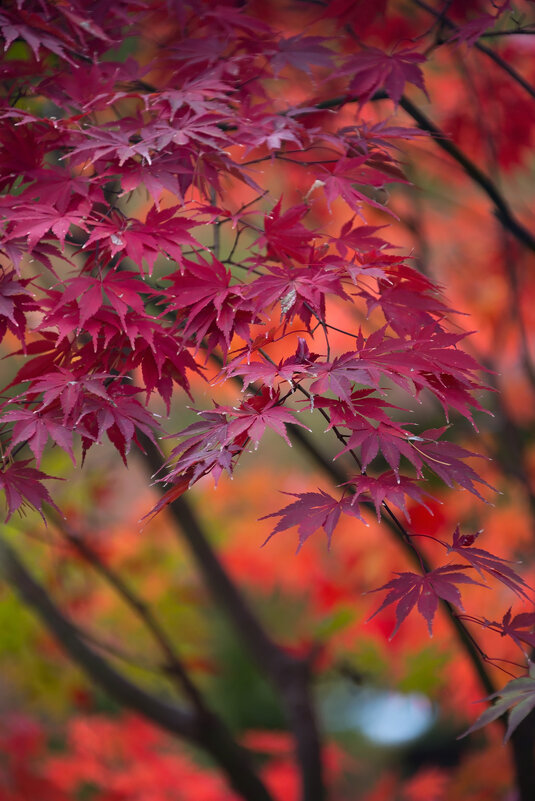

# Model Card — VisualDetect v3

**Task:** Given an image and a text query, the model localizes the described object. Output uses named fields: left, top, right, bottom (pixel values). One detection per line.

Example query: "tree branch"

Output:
left=309, top=92, right=535, bottom=255
left=137, top=435, right=325, bottom=801
left=50, top=511, right=207, bottom=710
left=0, top=534, right=275, bottom=801
left=392, top=94, right=535, bottom=255
left=412, top=0, right=535, bottom=103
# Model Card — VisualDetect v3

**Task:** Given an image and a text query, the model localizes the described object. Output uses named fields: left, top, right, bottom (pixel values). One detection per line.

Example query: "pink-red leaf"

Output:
left=0, top=460, right=60, bottom=522
left=446, top=526, right=532, bottom=601
left=261, top=489, right=365, bottom=550
left=368, top=565, right=486, bottom=638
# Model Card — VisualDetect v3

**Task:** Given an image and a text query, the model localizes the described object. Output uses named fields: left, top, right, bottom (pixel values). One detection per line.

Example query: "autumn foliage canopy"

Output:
left=2, top=1, right=535, bottom=800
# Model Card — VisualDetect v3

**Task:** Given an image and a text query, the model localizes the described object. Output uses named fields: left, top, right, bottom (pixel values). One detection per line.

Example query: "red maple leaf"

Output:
left=77, top=385, right=159, bottom=465
left=445, top=526, right=532, bottom=601
left=223, top=388, right=311, bottom=448
left=3, top=197, right=90, bottom=251
left=345, top=46, right=428, bottom=106
left=261, top=489, right=365, bottom=550
left=368, top=565, right=485, bottom=638
left=82, top=206, right=199, bottom=273
left=494, top=609, right=535, bottom=652
left=319, top=156, right=404, bottom=213
left=44, top=271, right=155, bottom=330
left=24, top=369, right=112, bottom=424
left=0, top=271, right=37, bottom=346
left=332, top=220, right=389, bottom=258
left=256, top=199, right=314, bottom=264
left=0, top=461, right=60, bottom=522
left=3, top=407, right=75, bottom=467
left=246, top=258, right=348, bottom=328
left=344, top=472, right=434, bottom=520
left=164, top=254, right=256, bottom=352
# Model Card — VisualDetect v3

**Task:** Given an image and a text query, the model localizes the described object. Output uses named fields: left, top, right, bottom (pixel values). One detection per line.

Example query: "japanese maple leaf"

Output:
left=128, top=328, right=203, bottom=412
left=164, top=255, right=256, bottom=351
left=334, top=420, right=419, bottom=478
left=0, top=271, right=37, bottom=346
left=261, top=489, right=366, bottom=550
left=460, top=662, right=535, bottom=743
left=23, top=167, right=92, bottom=209
left=493, top=608, right=535, bottom=653
left=223, top=336, right=320, bottom=392
left=151, top=71, right=233, bottom=119
left=139, top=113, right=231, bottom=150
left=270, top=35, right=335, bottom=76
left=312, top=389, right=401, bottom=427
left=368, top=565, right=485, bottom=638
left=77, top=385, right=159, bottom=465
left=0, top=236, right=67, bottom=277
left=235, top=104, right=306, bottom=153
left=25, top=369, right=112, bottom=424
left=67, top=122, right=155, bottom=167
left=412, top=430, right=493, bottom=501
left=445, top=526, right=532, bottom=601
left=47, top=271, right=154, bottom=330
left=82, top=206, right=198, bottom=273
left=345, top=46, right=428, bottom=106
left=319, top=156, right=403, bottom=213
left=308, top=351, right=386, bottom=405
left=344, top=472, right=434, bottom=521
left=5, top=333, right=69, bottom=390
left=359, top=267, right=454, bottom=337
left=161, top=409, right=248, bottom=489
left=246, top=260, right=347, bottom=327
left=120, top=153, right=192, bottom=207
left=3, top=407, right=75, bottom=467
left=223, top=388, right=311, bottom=448
left=332, top=220, right=389, bottom=258
left=3, top=197, right=91, bottom=251
left=0, top=9, right=77, bottom=64
left=0, top=461, right=60, bottom=522
left=256, top=199, right=314, bottom=263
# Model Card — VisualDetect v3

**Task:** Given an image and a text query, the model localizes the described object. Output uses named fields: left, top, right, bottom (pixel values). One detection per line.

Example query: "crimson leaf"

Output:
left=368, top=565, right=486, bottom=639
left=261, top=490, right=366, bottom=551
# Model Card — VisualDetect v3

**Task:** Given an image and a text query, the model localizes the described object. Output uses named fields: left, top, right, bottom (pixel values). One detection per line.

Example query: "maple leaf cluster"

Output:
left=0, top=0, right=533, bottom=745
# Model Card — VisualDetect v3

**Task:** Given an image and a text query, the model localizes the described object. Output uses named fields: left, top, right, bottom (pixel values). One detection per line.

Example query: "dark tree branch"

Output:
left=137, top=434, right=325, bottom=801
left=390, top=94, right=535, bottom=255
left=50, top=511, right=207, bottom=710
left=307, top=93, right=535, bottom=255
left=511, top=710, right=535, bottom=801
left=0, top=535, right=275, bottom=801
left=412, top=0, right=535, bottom=103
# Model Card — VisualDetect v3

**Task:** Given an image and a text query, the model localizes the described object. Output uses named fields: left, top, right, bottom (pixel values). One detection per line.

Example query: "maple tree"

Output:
left=1, top=0, right=535, bottom=800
